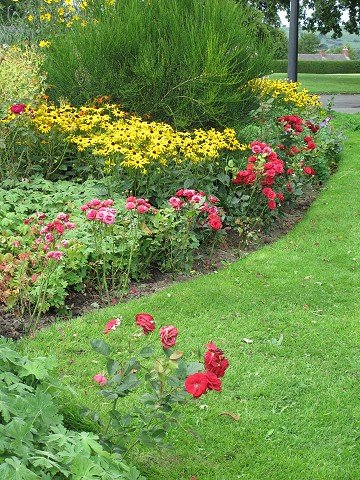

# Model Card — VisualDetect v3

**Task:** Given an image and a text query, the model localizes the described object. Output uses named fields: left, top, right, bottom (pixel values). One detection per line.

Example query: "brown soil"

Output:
left=0, top=189, right=318, bottom=340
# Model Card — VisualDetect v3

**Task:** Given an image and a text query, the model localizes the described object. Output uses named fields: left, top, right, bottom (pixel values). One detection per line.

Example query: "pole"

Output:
left=287, top=0, right=299, bottom=82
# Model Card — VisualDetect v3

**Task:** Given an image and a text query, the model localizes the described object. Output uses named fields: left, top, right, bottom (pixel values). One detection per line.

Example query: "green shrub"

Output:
left=0, top=44, right=46, bottom=107
left=0, top=338, right=146, bottom=479
left=272, top=59, right=360, bottom=74
left=44, top=0, right=275, bottom=129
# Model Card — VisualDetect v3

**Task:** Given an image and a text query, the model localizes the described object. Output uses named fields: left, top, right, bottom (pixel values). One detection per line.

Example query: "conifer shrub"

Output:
left=44, top=0, right=275, bottom=129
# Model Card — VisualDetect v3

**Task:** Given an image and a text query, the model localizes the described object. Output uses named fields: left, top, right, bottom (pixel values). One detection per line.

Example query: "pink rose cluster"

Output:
left=26, top=212, right=75, bottom=259
left=81, top=198, right=116, bottom=224
left=125, top=196, right=156, bottom=214
left=184, top=342, right=229, bottom=398
left=169, top=189, right=223, bottom=231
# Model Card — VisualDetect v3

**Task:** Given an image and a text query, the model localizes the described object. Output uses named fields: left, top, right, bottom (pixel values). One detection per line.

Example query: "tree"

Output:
left=328, top=44, right=357, bottom=59
left=298, top=32, right=321, bottom=53
left=241, top=0, right=360, bottom=37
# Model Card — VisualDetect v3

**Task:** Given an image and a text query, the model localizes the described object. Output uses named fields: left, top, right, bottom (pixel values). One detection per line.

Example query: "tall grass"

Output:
left=44, top=0, right=275, bottom=129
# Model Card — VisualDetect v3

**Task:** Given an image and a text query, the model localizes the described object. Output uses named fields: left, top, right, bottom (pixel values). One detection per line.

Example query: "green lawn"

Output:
left=270, top=73, right=360, bottom=94
left=20, top=115, right=360, bottom=480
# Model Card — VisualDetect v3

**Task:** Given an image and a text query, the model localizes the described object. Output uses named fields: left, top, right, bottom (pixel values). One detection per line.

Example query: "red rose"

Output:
left=303, top=166, right=315, bottom=175
left=262, top=187, right=276, bottom=200
left=205, top=371, right=222, bottom=391
left=208, top=213, right=222, bottom=231
left=159, top=325, right=178, bottom=349
left=104, top=318, right=121, bottom=334
left=10, top=103, right=26, bottom=114
left=286, top=168, right=294, bottom=175
left=306, top=141, right=317, bottom=150
left=185, top=372, right=209, bottom=398
left=277, top=192, right=284, bottom=202
left=204, top=342, right=229, bottom=378
left=135, top=313, right=155, bottom=334
left=208, top=195, right=219, bottom=204
left=289, top=146, right=300, bottom=155
left=268, top=200, right=277, bottom=210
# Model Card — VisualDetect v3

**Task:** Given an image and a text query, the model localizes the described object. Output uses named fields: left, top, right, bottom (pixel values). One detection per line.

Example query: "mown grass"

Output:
left=270, top=73, right=360, bottom=94
left=20, top=114, right=360, bottom=480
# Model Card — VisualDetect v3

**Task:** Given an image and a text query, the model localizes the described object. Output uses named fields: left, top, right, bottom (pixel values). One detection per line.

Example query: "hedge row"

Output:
left=273, top=60, right=360, bottom=74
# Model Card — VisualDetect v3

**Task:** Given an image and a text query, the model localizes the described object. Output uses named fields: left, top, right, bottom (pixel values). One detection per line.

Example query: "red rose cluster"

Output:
left=185, top=342, right=229, bottom=398
left=232, top=141, right=285, bottom=211
left=278, top=115, right=304, bottom=135
left=304, top=135, right=317, bottom=151
left=31, top=212, right=75, bottom=255
left=305, top=120, right=319, bottom=134
left=169, top=189, right=223, bottom=231
left=81, top=198, right=117, bottom=224
left=233, top=141, right=284, bottom=187
left=10, top=103, right=26, bottom=115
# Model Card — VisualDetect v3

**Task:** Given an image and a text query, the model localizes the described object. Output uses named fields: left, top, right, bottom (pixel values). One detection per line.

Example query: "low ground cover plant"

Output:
left=0, top=338, right=146, bottom=479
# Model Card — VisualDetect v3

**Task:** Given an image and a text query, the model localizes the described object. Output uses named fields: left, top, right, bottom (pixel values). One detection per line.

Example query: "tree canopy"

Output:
left=244, top=0, right=360, bottom=37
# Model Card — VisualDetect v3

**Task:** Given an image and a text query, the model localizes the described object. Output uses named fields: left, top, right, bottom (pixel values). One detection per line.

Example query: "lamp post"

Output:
left=287, top=0, right=299, bottom=82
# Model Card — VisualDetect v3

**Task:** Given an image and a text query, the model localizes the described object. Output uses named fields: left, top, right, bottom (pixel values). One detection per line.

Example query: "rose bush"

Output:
left=89, top=312, right=229, bottom=453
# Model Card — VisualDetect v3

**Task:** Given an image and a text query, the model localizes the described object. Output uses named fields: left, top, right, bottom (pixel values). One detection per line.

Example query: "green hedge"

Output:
left=272, top=60, right=360, bottom=74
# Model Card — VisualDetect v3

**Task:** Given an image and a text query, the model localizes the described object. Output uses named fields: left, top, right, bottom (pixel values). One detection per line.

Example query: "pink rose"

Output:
left=93, top=374, right=107, bottom=386
left=86, top=209, right=97, bottom=220
left=102, top=199, right=114, bottom=207
left=168, top=197, right=183, bottom=210
left=159, top=325, right=179, bottom=349
left=88, top=198, right=102, bottom=208
left=191, top=194, right=202, bottom=203
left=182, top=189, right=196, bottom=199
left=125, top=201, right=136, bottom=210
left=65, top=221, right=76, bottom=230
left=126, top=196, right=137, bottom=203
left=137, top=204, right=149, bottom=214
left=46, top=250, right=63, bottom=261
left=56, top=213, right=69, bottom=221
left=45, top=233, right=54, bottom=243
left=102, top=211, right=116, bottom=224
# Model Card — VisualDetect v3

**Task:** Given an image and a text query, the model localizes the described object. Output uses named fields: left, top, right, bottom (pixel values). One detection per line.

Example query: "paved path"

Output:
left=319, top=94, right=360, bottom=114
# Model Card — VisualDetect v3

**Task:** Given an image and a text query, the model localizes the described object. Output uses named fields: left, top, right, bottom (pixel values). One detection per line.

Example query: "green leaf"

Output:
left=90, top=339, right=111, bottom=356
left=106, top=359, right=120, bottom=376
left=18, top=357, right=56, bottom=380
left=138, top=346, right=154, bottom=358
left=186, top=362, right=203, bottom=375
left=0, top=457, right=39, bottom=480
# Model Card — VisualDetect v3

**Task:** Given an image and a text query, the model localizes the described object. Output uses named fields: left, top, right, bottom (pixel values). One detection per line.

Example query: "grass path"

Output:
left=270, top=73, right=360, bottom=94
left=21, top=119, right=360, bottom=480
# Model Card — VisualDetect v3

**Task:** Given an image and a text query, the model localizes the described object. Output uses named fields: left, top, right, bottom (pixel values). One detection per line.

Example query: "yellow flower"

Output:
left=27, top=15, right=34, bottom=22
left=40, top=13, right=52, bottom=22
left=39, top=40, right=51, bottom=49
